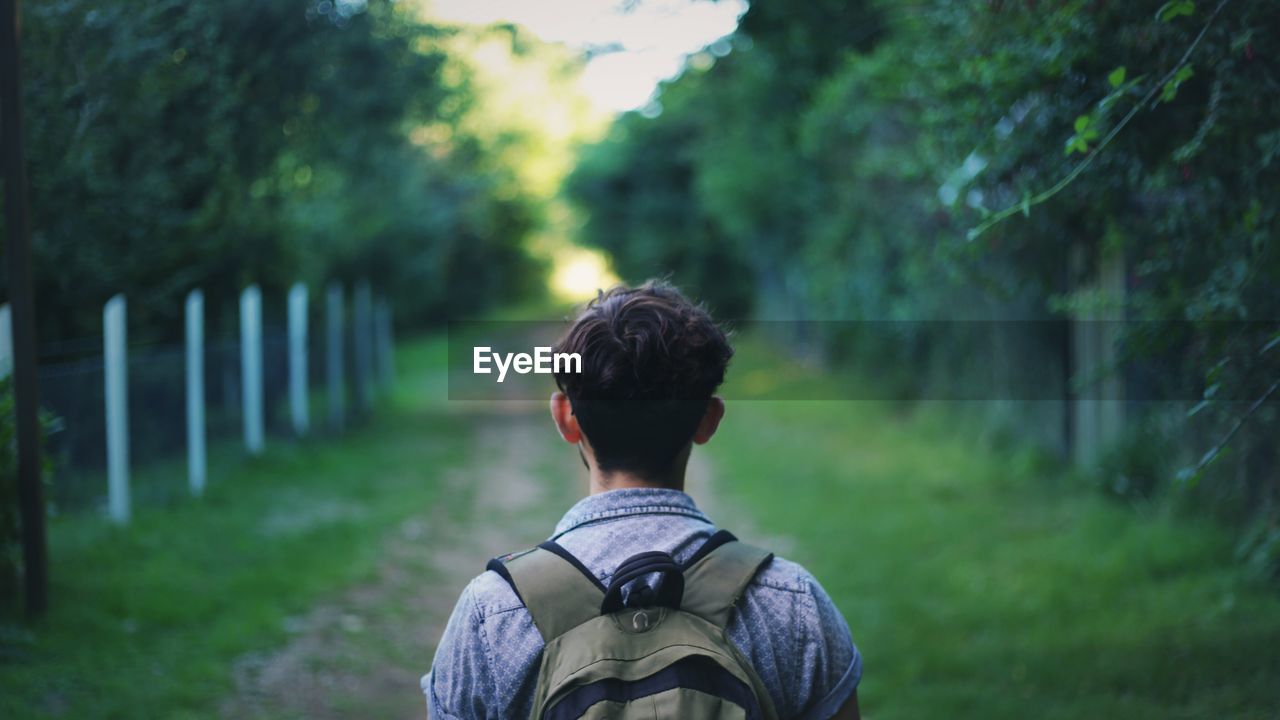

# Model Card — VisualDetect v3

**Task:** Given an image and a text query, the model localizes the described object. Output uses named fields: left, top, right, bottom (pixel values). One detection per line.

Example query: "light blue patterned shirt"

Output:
left=422, top=487, right=861, bottom=719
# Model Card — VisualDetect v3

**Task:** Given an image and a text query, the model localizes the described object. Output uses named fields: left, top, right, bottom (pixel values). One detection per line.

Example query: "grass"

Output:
left=0, top=338, right=462, bottom=719
left=707, top=338, right=1280, bottom=719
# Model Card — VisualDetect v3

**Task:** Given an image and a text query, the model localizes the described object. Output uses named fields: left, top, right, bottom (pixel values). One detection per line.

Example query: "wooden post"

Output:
left=240, top=285, right=264, bottom=455
left=185, top=290, right=206, bottom=497
left=1, top=0, right=47, bottom=614
left=288, top=283, right=309, bottom=437
left=1068, top=244, right=1127, bottom=467
left=104, top=295, right=130, bottom=524
left=1098, top=248, right=1126, bottom=445
left=0, top=304, right=11, bottom=377
left=326, top=282, right=345, bottom=433
left=353, top=280, right=374, bottom=412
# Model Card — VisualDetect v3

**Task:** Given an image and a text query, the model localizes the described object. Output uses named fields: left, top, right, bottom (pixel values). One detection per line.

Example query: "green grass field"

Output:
left=2, top=335, right=1278, bottom=718
left=711, top=341, right=1280, bottom=719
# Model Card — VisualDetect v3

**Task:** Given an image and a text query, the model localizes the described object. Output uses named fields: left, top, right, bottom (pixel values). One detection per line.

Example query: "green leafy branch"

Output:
left=1177, top=376, right=1280, bottom=486
left=1177, top=330, right=1280, bottom=487
left=967, top=0, right=1232, bottom=241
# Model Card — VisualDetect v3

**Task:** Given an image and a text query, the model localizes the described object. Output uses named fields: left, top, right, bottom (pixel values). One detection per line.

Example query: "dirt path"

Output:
left=221, top=406, right=577, bottom=720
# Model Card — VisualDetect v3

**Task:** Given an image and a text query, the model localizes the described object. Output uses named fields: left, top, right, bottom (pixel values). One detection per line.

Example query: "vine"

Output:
left=966, top=0, right=1232, bottom=241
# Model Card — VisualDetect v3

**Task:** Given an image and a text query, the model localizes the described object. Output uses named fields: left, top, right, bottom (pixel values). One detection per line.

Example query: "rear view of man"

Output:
left=423, top=281, right=862, bottom=719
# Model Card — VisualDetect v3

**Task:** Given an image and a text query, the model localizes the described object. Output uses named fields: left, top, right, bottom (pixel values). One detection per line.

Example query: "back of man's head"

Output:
left=553, top=280, right=733, bottom=481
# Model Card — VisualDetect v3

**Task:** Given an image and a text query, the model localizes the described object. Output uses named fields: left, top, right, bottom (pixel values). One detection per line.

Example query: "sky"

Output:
left=426, top=0, right=747, bottom=112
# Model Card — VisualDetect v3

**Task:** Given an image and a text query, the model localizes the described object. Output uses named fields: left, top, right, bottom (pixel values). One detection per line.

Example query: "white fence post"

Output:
left=0, top=303, right=12, bottom=378
left=288, top=283, right=309, bottom=437
left=326, top=282, right=345, bottom=433
left=376, top=298, right=394, bottom=390
left=354, top=280, right=374, bottom=412
left=103, top=295, right=130, bottom=524
left=185, top=290, right=206, bottom=497
left=240, top=285, right=264, bottom=456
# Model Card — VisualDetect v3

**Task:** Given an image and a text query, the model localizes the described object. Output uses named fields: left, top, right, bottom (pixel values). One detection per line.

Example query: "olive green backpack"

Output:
left=486, top=530, right=779, bottom=720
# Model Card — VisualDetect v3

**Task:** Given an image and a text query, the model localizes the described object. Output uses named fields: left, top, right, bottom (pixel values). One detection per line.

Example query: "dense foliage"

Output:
left=569, top=0, right=1280, bottom=573
left=2, top=0, right=543, bottom=342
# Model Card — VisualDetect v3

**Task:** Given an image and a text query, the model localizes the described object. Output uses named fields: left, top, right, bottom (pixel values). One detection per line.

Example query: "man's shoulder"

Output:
left=736, top=553, right=841, bottom=636
left=732, top=553, right=860, bottom=716
left=748, top=554, right=821, bottom=596
left=463, top=564, right=527, bottom=620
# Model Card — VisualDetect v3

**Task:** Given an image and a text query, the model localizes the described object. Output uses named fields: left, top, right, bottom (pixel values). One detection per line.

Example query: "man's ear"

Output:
left=550, top=391, right=582, bottom=444
left=691, top=396, right=725, bottom=445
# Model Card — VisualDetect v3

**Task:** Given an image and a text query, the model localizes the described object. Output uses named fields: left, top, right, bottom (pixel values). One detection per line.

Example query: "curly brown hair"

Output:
left=553, top=280, right=733, bottom=479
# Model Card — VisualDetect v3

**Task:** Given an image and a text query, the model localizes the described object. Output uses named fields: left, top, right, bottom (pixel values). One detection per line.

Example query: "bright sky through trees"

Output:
left=426, top=0, right=746, bottom=112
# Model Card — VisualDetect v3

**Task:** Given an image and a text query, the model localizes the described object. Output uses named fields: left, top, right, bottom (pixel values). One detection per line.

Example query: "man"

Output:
left=423, top=281, right=862, bottom=719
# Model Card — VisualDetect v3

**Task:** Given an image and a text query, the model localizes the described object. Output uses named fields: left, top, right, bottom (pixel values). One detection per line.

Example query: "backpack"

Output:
left=486, top=529, right=780, bottom=720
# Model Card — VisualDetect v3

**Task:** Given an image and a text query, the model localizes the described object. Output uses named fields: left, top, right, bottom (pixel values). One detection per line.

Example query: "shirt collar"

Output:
left=551, top=487, right=711, bottom=538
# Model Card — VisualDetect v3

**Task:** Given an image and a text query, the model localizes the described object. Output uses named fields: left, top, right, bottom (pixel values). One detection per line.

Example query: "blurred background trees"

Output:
left=0, top=0, right=1276, bottom=574
left=3, top=0, right=568, bottom=342
left=569, top=0, right=1280, bottom=575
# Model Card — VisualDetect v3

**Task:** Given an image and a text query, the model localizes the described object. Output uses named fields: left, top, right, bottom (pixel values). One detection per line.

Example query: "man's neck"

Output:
left=588, top=468, right=685, bottom=495
left=583, top=445, right=693, bottom=496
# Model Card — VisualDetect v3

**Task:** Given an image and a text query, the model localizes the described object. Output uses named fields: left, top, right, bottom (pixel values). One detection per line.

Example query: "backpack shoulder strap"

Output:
left=680, top=530, right=774, bottom=628
left=486, top=541, right=605, bottom=643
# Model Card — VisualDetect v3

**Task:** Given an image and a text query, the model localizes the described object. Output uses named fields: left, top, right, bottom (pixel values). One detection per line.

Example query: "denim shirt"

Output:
left=422, top=488, right=861, bottom=719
